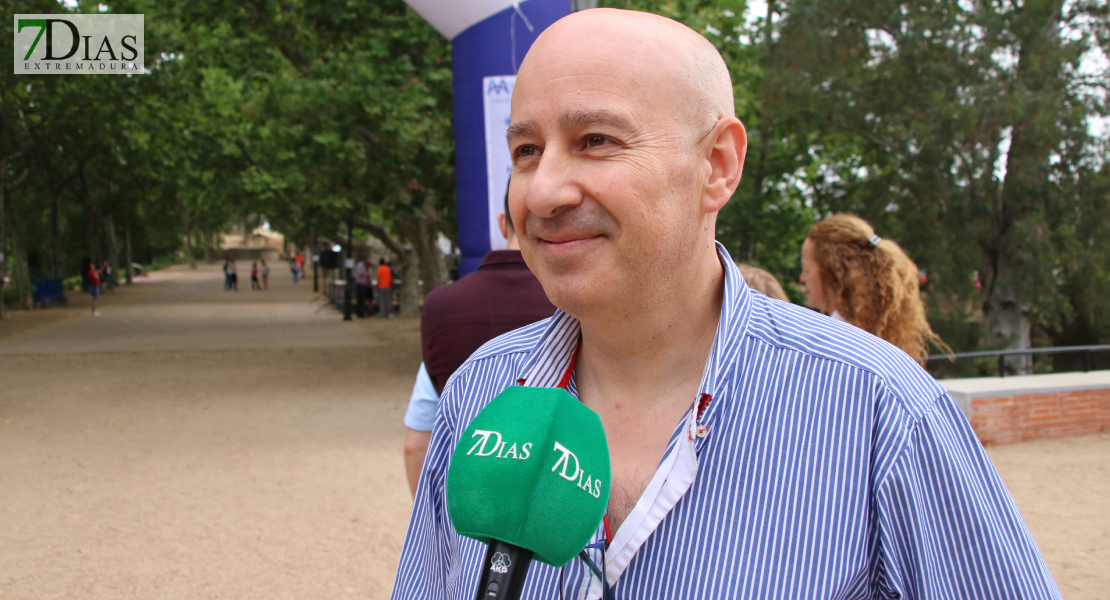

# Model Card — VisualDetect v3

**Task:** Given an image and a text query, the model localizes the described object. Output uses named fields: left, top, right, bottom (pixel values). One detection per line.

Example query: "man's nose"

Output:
left=525, top=146, right=583, bottom=219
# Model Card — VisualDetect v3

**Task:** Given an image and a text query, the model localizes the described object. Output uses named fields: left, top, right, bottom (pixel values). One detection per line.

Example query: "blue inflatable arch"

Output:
left=405, top=0, right=573, bottom=276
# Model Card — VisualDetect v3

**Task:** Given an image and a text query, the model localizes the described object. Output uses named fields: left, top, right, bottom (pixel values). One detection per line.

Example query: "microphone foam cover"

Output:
left=447, top=385, right=611, bottom=567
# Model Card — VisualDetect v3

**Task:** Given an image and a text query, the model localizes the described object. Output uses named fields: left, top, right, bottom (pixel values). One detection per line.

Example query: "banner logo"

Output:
left=14, top=14, right=144, bottom=75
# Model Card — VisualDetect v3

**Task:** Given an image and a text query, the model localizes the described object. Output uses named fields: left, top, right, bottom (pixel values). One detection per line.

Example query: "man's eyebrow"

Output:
left=559, top=110, right=633, bottom=132
left=506, top=121, right=538, bottom=145
left=506, top=110, right=635, bottom=146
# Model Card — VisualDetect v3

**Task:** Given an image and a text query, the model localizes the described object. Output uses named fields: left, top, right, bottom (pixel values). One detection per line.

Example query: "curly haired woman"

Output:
left=800, top=213, right=948, bottom=364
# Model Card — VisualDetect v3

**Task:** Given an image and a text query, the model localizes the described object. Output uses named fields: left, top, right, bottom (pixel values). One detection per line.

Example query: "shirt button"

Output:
left=696, top=425, right=709, bottom=438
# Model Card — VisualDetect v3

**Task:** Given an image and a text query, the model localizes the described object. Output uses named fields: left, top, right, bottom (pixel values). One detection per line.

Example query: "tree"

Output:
left=162, top=0, right=455, bottom=316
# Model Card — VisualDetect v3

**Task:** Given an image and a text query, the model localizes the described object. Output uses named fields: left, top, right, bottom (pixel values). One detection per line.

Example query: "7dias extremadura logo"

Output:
left=14, top=14, right=144, bottom=75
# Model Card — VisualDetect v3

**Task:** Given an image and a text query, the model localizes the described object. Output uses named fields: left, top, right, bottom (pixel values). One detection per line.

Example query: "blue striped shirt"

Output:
left=392, top=243, right=1060, bottom=599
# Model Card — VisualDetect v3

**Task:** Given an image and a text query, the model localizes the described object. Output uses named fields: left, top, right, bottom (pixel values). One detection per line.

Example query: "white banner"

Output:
left=14, top=14, right=144, bottom=75
left=483, top=75, right=516, bottom=252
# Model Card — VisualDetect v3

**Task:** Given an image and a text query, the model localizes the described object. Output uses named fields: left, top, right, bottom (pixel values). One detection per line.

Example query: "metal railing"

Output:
left=926, top=344, right=1110, bottom=377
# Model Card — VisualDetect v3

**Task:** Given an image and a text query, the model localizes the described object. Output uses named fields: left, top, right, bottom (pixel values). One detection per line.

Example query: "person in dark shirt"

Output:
left=403, top=187, right=555, bottom=494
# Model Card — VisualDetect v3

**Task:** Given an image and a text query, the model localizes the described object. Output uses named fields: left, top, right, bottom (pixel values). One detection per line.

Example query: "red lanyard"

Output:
left=557, top=344, right=579, bottom=390
left=518, top=337, right=712, bottom=547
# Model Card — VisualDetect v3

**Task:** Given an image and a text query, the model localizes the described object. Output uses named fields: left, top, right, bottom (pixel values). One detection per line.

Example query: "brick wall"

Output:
left=968, top=388, right=1110, bottom=446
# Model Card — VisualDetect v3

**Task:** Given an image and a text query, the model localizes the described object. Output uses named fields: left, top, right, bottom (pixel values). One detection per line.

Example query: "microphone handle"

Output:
left=475, top=539, right=534, bottom=600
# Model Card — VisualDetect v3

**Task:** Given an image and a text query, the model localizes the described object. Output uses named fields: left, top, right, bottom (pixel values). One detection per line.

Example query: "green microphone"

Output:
left=447, top=385, right=611, bottom=600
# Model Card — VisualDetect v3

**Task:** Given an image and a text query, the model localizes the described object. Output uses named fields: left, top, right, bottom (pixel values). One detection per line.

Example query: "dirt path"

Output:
left=988, top=435, right=1110, bottom=597
left=1, top=263, right=421, bottom=599
left=1, top=262, right=1106, bottom=599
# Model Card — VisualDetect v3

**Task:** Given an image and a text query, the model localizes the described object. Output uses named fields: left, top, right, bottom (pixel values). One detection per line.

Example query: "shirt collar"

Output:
left=478, top=250, right=527, bottom=269
left=518, top=242, right=753, bottom=408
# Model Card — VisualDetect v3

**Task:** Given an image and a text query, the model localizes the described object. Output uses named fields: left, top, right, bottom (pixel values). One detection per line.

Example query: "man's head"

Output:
left=507, top=9, right=746, bottom=319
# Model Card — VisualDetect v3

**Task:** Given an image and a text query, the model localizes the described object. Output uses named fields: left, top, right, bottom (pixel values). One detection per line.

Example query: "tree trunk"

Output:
left=741, top=0, right=777, bottom=262
left=184, top=221, right=197, bottom=270
left=984, top=282, right=1032, bottom=374
left=0, top=172, right=7, bottom=320
left=396, top=191, right=449, bottom=298
left=51, top=191, right=61, bottom=277
left=105, top=215, right=119, bottom=288
left=88, top=209, right=101, bottom=263
left=400, top=245, right=420, bottom=318
left=981, top=0, right=1063, bottom=375
left=5, top=188, right=32, bottom=310
left=79, top=169, right=101, bottom=263
left=203, top=230, right=214, bottom=264
left=124, top=219, right=133, bottom=284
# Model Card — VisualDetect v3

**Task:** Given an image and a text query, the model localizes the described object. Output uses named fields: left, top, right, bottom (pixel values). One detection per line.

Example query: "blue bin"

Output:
left=32, top=278, right=68, bottom=308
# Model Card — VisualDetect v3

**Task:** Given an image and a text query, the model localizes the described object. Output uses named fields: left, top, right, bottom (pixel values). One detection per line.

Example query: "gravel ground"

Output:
left=0, top=262, right=1106, bottom=599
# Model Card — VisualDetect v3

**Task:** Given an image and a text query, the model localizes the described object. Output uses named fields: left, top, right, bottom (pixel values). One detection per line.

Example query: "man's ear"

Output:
left=703, top=117, right=747, bottom=214
left=497, top=211, right=510, bottom=241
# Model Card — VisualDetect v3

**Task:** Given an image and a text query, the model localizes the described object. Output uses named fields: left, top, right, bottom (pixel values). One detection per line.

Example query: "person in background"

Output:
left=376, top=258, right=393, bottom=319
left=101, top=261, right=115, bottom=293
left=260, top=259, right=269, bottom=290
left=354, top=256, right=372, bottom=318
left=223, top=256, right=232, bottom=291
left=87, top=261, right=102, bottom=317
left=250, top=261, right=261, bottom=290
left=800, top=213, right=949, bottom=364
left=403, top=186, right=556, bottom=495
left=289, top=255, right=300, bottom=284
left=295, top=252, right=305, bottom=283
left=736, top=263, right=789, bottom=301
left=226, top=258, right=239, bottom=291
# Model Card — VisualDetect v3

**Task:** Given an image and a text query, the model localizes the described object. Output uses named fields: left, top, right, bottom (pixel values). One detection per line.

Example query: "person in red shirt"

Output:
left=87, top=261, right=102, bottom=317
left=376, top=258, right=393, bottom=319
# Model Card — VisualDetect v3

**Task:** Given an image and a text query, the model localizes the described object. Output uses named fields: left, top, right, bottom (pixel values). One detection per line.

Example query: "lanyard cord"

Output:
left=556, top=343, right=579, bottom=390
left=553, top=338, right=611, bottom=598
left=553, top=340, right=611, bottom=546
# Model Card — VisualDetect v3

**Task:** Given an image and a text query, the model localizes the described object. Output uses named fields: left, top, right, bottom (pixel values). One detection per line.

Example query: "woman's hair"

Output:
left=737, top=263, right=789, bottom=302
left=807, top=213, right=948, bottom=364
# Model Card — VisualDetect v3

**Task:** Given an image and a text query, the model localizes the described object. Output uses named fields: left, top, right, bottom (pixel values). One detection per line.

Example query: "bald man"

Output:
left=393, top=9, right=1059, bottom=599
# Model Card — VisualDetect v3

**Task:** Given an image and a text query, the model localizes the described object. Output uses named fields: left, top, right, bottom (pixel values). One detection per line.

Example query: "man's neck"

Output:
left=575, top=246, right=724, bottom=413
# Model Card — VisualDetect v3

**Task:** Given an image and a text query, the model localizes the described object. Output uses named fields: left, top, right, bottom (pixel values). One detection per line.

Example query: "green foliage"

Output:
left=605, top=0, right=1110, bottom=357
left=145, top=254, right=185, bottom=273
left=3, top=0, right=1107, bottom=365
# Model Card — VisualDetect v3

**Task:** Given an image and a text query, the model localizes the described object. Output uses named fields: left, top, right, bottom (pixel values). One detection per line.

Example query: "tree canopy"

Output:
left=2, top=0, right=1107, bottom=374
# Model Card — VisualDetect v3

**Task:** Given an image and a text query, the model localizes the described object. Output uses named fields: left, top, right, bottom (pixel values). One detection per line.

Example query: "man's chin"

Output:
left=537, top=272, right=607, bottom=319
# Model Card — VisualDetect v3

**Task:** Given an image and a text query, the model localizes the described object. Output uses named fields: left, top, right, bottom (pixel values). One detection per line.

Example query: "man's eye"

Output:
left=585, top=135, right=608, bottom=147
left=513, top=145, right=540, bottom=159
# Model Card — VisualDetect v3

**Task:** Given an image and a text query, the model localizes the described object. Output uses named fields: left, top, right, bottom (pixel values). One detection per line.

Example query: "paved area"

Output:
left=989, top=436, right=1110, bottom=597
left=0, top=262, right=421, bottom=599
left=0, top=261, right=1107, bottom=598
left=0, top=264, right=376, bottom=355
